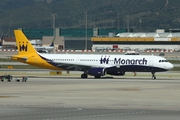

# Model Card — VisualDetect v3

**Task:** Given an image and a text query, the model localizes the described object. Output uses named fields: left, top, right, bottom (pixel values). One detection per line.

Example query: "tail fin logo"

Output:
left=19, top=42, right=28, bottom=51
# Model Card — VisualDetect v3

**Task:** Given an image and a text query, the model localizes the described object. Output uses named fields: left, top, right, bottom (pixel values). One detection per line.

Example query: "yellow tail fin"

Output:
left=14, top=30, right=37, bottom=55
left=13, top=30, right=62, bottom=70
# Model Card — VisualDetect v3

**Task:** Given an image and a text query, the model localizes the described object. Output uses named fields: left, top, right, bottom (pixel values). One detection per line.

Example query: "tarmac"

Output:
left=0, top=71, right=180, bottom=120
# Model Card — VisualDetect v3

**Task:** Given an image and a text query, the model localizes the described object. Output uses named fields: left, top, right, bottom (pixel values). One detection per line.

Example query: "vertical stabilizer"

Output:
left=50, top=36, right=55, bottom=47
left=0, top=34, right=4, bottom=46
left=50, top=41, right=54, bottom=47
left=14, top=30, right=37, bottom=55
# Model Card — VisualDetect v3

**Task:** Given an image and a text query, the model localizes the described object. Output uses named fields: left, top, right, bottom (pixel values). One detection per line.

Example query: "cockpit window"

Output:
left=159, top=60, right=168, bottom=62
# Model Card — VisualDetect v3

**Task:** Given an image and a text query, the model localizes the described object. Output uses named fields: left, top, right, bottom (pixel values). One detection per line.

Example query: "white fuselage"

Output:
left=35, top=46, right=54, bottom=51
left=39, top=54, right=173, bottom=72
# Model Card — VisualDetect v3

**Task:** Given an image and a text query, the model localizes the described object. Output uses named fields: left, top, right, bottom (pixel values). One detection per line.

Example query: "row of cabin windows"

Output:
left=80, top=59, right=114, bottom=62
left=49, top=59, right=169, bottom=63
left=50, top=59, right=75, bottom=61
left=49, top=59, right=114, bottom=62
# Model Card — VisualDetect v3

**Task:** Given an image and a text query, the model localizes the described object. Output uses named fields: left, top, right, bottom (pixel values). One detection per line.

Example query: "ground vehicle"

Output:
left=15, top=76, right=28, bottom=82
left=0, top=75, right=13, bottom=82
left=0, top=75, right=28, bottom=82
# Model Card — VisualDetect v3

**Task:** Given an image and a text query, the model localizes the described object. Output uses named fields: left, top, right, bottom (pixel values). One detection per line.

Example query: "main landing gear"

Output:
left=151, top=72, right=156, bottom=79
left=81, top=73, right=88, bottom=78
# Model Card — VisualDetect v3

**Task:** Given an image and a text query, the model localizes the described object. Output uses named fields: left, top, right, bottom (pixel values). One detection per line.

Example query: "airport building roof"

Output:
left=116, top=32, right=180, bottom=38
left=20, top=28, right=127, bottom=39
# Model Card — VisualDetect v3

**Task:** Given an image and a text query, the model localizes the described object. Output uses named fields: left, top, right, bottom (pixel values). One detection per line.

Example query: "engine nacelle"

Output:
left=107, top=71, right=125, bottom=76
left=88, top=68, right=106, bottom=76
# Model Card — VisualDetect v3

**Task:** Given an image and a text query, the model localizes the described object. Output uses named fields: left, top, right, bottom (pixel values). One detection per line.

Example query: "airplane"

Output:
left=12, top=30, right=174, bottom=79
left=33, top=40, right=54, bottom=53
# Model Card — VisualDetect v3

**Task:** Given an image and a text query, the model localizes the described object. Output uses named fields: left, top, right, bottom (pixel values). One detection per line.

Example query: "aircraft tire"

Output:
left=16, top=79, right=20, bottom=82
left=81, top=74, right=88, bottom=78
left=94, top=76, right=101, bottom=78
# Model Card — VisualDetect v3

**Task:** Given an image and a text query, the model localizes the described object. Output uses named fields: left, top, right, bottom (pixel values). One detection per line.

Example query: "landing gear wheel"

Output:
left=16, top=79, right=20, bottom=82
left=81, top=74, right=88, bottom=78
left=94, top=76, right=101, bottom=78
left=151, top=72, right=156, bottom=79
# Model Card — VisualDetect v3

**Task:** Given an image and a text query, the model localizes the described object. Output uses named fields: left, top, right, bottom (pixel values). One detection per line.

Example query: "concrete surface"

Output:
left=0, top=72, right=180, bottom=120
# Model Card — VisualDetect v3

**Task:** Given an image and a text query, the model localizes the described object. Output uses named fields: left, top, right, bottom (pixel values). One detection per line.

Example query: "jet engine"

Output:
left=88, top=68, right=106, bottom=76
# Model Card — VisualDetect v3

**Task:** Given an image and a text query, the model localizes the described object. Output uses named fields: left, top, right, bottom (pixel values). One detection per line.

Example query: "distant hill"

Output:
left=0, top=0, right=180, bottom=36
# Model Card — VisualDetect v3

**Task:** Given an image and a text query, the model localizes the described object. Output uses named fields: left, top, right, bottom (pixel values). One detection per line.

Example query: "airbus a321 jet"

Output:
left=12, top=30, right=174, bottom=79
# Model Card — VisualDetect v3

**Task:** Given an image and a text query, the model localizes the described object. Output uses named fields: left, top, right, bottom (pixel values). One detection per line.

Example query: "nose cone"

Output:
left=167, top=63, right=174, bottom=70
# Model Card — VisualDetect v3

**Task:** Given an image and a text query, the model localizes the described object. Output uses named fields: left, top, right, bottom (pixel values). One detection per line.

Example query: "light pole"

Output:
left=52, top=14, right=56, bottom=37
left=52, top=14, right=56, bottom=53
left=85, top=11, right=87, bottom=50
left=117, top=12, right=119, bottom=28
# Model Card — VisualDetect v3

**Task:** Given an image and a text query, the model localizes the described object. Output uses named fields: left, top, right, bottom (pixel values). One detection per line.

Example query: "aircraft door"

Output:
left=76, top=57, right=80, bottom=63
left=149, top=56, right=154, bottom=66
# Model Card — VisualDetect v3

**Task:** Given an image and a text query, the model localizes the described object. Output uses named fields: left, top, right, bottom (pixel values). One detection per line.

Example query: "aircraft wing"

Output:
left=47, top=61, right=114, bottom=71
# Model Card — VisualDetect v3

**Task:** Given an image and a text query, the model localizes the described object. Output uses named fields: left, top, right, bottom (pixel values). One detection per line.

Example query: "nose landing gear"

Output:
left=151, top=72, right=156, bottom=79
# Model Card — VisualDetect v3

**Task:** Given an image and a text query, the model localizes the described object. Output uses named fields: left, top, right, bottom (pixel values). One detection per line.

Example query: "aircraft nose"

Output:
left=167, top=63, right=174, bottom=70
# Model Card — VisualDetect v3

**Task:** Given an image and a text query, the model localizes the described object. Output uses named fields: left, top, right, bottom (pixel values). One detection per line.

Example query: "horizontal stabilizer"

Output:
left=11, top=55, right=28, bottom=62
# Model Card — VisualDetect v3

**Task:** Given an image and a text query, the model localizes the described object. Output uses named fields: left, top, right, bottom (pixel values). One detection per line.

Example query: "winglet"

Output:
left=14, top=30, right=37, bottom=55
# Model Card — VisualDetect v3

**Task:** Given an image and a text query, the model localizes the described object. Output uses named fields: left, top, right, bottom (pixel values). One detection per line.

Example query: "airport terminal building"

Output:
left=92, top=32, right=180, bottom=51
left=20, top=28, right=126, bottom=50
left=2, top=28, right=180, bottom=52
left=20, top=28, right=180, bottom=52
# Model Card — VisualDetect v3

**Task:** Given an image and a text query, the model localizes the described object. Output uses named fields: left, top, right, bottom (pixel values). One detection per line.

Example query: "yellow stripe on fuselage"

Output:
left=12, top=30, right=62, bottom=70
